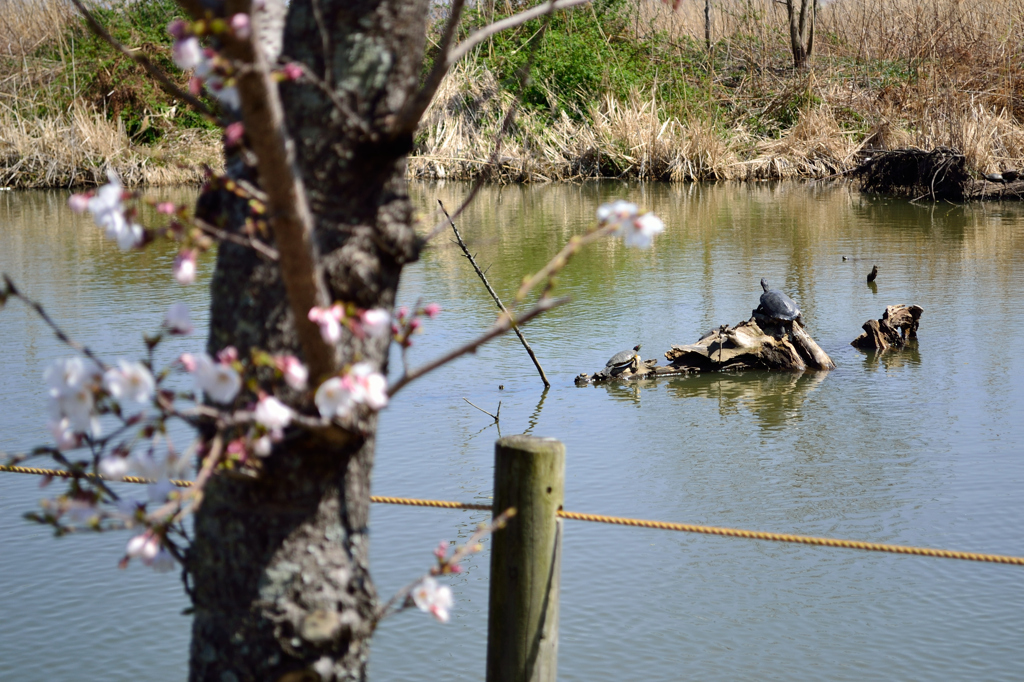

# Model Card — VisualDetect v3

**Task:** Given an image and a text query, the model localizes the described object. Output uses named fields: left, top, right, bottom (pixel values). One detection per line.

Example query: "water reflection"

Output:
left=858, top=340, right=922, bottom=371
left=665, top=371, right=828, bottom=429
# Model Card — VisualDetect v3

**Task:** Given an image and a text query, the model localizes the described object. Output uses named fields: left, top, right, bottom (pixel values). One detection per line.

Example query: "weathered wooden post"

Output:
left=487, top=435, right=565, bottom=682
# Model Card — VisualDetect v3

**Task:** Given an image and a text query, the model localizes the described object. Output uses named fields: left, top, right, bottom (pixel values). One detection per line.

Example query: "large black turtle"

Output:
left=755, top=278, right=802, bottom=325
left=605, top=344, right=641, bottom=374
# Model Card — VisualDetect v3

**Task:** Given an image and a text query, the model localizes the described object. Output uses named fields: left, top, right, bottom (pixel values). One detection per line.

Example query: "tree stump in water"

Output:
left=574, top=313, right=834, bottom=385
left=851, top=304, right=923, bottom=350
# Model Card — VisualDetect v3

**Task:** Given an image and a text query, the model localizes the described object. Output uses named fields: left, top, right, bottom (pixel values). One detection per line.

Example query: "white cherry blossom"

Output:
left=49, top=418, right=80, bottom=450
left=103, top=360, right=155, bottom=404
left=172, top=36, right=203, bottom=70
left=253, top=435, right=273, bottom=457
left=254, top=395, right=293, bottom=431
left=596, top=200, right=664, bottom=249
left=412, top=576, right=453, bottom=623
left=164, top=302, right=193, bottom=335
left=87, top=171, right=143, bottom=250
left=359, top=308, right=391, bottom=336
left=191, top=353, right=241, bottom=404
left=277, top=356, right=308, bottom=391
left=314, top=377, right=354, bottom=420
left=98, top=455, right=130, bottom=481
left=348, top=362, right=388, bottom=410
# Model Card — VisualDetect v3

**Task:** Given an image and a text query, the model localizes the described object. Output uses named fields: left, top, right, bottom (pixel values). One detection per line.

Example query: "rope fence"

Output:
left=3, top=463, right=1023, bottom=566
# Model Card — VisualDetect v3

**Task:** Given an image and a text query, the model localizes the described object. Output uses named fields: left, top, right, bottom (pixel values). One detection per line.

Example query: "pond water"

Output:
left=2, top=181, right=1024, bottom=680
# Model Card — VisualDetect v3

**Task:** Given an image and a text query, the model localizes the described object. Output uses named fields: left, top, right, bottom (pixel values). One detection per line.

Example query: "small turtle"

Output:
left=606, top=344, right=641, bottom=373
left=867, top=265, right=878, bottom=283
left=983, top=172, right=1006, bottom=184
left=756, top=278, right=802, bottom=325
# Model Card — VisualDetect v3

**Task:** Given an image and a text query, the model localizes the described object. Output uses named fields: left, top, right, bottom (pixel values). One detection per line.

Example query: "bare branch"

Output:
left=68, top=0, right=219, bottom=123
left=3, top=275, right=109, bottom=370
left=445, top=0, right=592, bottom=67
left=388, top=296, right=567, bottom=398
left=441, top=200, right=550, bottom=387
left=217, top=2, right=338, bottom=383
left=192, top=217, right=279, bottom=260
left=392, top=0, right=466, bottom=134
left=463, top=397, right=499, bottom=422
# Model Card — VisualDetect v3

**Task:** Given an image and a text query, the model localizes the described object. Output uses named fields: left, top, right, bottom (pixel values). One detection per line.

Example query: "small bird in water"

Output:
left=867, top=265, right=878, bottom=283
left=842, top=256, right=848, bottom=261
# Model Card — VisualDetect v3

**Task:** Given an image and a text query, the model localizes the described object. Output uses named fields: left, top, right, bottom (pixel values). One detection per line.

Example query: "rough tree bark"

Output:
left=186, top=1, right=428, bottom=680
left=785, top=0, right=815, bottom=69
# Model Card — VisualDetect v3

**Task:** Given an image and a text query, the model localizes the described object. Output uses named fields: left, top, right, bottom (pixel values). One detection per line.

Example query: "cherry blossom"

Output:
left=423, top=303, right=441, bottom=319
left=98, top=455, right=130, bottom=481
left=103, top=360, right=155, bottom=404
left=314, top=363, right=388, bottom=419
left=172, top=36, right=203, bottom=70
left=282, top=62, right=303, bottom=80
left=229, top=13, right=251, bottom=40
left=347, top=362, right=388, bottom=410
left=224, top=121, right=245, bottom=147
left=164, top=302, right=193, bottom=335
left=125, top=532, right=175, bottom=571
left=596, top=200, right=664, bottom=249
left=254, top=395, right=293, bottom=431
left=411, top=576, right=453, bottom=623
left=308, top=305, right=342, bottom=344
left=314, top=377, right=354, bottom=420
left=189, top=352, right=242, bottom=405
left=45, top=357, right=101, bottom=437
left=275, top=356, right=308, bottom=390
left=86, top=171, right=143, bottom=250
left=49, top=418, right=81, bottom=450
left=68, top=193, right=90, bottom=213
left=358, top=308, right=391, bottom=337
left=174, top=249, right=197, bottom=285
left=253, top=435, right=273, bottom=457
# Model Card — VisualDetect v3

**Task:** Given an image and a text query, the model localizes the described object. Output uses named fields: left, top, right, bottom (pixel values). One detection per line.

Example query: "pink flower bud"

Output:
left=223, top=121, right=245, bottom=147
left=229, top=13, right=251, bottom=40
left=282, top=62, right=304, bottom=81
left=179, top=353, right=197, bottom=372
left=424, top=303, right=441, bottom=318
left=217, top=346, right=238, bottom=364
left=156, top=202, right=176, bottom=214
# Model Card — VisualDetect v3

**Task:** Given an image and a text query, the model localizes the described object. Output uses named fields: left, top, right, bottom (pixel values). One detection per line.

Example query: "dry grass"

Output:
left=0, top=104, right=221, bottom=189
left=413, top=0, right=1024, bottom=183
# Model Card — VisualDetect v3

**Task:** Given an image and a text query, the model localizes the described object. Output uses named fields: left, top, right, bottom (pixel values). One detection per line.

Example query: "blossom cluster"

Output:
left=168, top=19, right=243, bottom=110
left=68, top=171, right=144, bottom=251
left=314, top=362, right=388, bottom=420
left=597, top=200, right=665, bottom=249
left=392, top=303, right=441, bottom=349
left=412, top=576, right=453, bottom=623
left=308, top=304, right=391, bottom=344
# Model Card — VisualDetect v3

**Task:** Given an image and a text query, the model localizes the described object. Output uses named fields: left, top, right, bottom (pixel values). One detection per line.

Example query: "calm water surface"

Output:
left=2, top=182, right=1023, bottom=680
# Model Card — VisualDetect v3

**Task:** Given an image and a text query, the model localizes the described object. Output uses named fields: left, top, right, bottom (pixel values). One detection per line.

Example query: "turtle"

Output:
left=755, top=278, right=802, bottom=325
left=605, top=344, right=641, bottom=374
left=867, top=265, right=878, bottom=283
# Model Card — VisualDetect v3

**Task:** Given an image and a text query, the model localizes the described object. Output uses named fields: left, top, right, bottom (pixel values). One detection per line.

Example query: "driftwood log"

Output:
left=851, top=304, right=923, bottom=350
left=575, top=312, right=834, bottom=385
left=852, top=147, right=1024, bottom=201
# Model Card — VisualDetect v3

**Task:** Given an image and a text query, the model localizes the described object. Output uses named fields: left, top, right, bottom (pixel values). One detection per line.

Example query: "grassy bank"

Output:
left=2, top=0, right=1023, bottom=188
left=411, top=0, right=1024, bottom=182
left=0, top=0, right=220, bottom=188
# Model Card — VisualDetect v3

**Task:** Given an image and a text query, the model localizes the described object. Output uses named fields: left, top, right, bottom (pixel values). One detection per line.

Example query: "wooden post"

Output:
left=487, top=435, right=565, bottom=682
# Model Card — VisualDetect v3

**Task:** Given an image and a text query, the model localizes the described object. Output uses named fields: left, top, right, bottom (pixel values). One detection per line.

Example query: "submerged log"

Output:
left=852, top=147, right=1024, bottom=201
left=851, top=304, right=923, bottom=350
left=575, top=313, right=834, bottom=385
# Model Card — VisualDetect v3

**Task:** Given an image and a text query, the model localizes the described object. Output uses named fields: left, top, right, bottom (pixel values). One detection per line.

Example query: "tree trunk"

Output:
left=187, top=1, right=427, bottom=680
left=785, top=0, right=815, bottom=69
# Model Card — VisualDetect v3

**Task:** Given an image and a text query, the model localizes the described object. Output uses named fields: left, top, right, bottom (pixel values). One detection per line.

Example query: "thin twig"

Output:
left=3, top=275, right=109, bottom=370
left=392, top=0, right=467, bottom=134
left=375, top=507, right=516, bottom=622
left=424, top=3, right=559, bottom=243
left=463, top=397, right=499, bottom=422
left=388, top=296, right=568, bottom=398
left=441, top=200, right=550, bottom=387
left=445, top=0, right=592, bottom=67
left=68, top=0, right=219, bottom=124
left=192, top=217, right=279, bottom=260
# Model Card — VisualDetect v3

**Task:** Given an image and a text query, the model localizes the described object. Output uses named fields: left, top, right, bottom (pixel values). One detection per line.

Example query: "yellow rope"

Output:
left=3, top=464, right=1022, bottom=565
